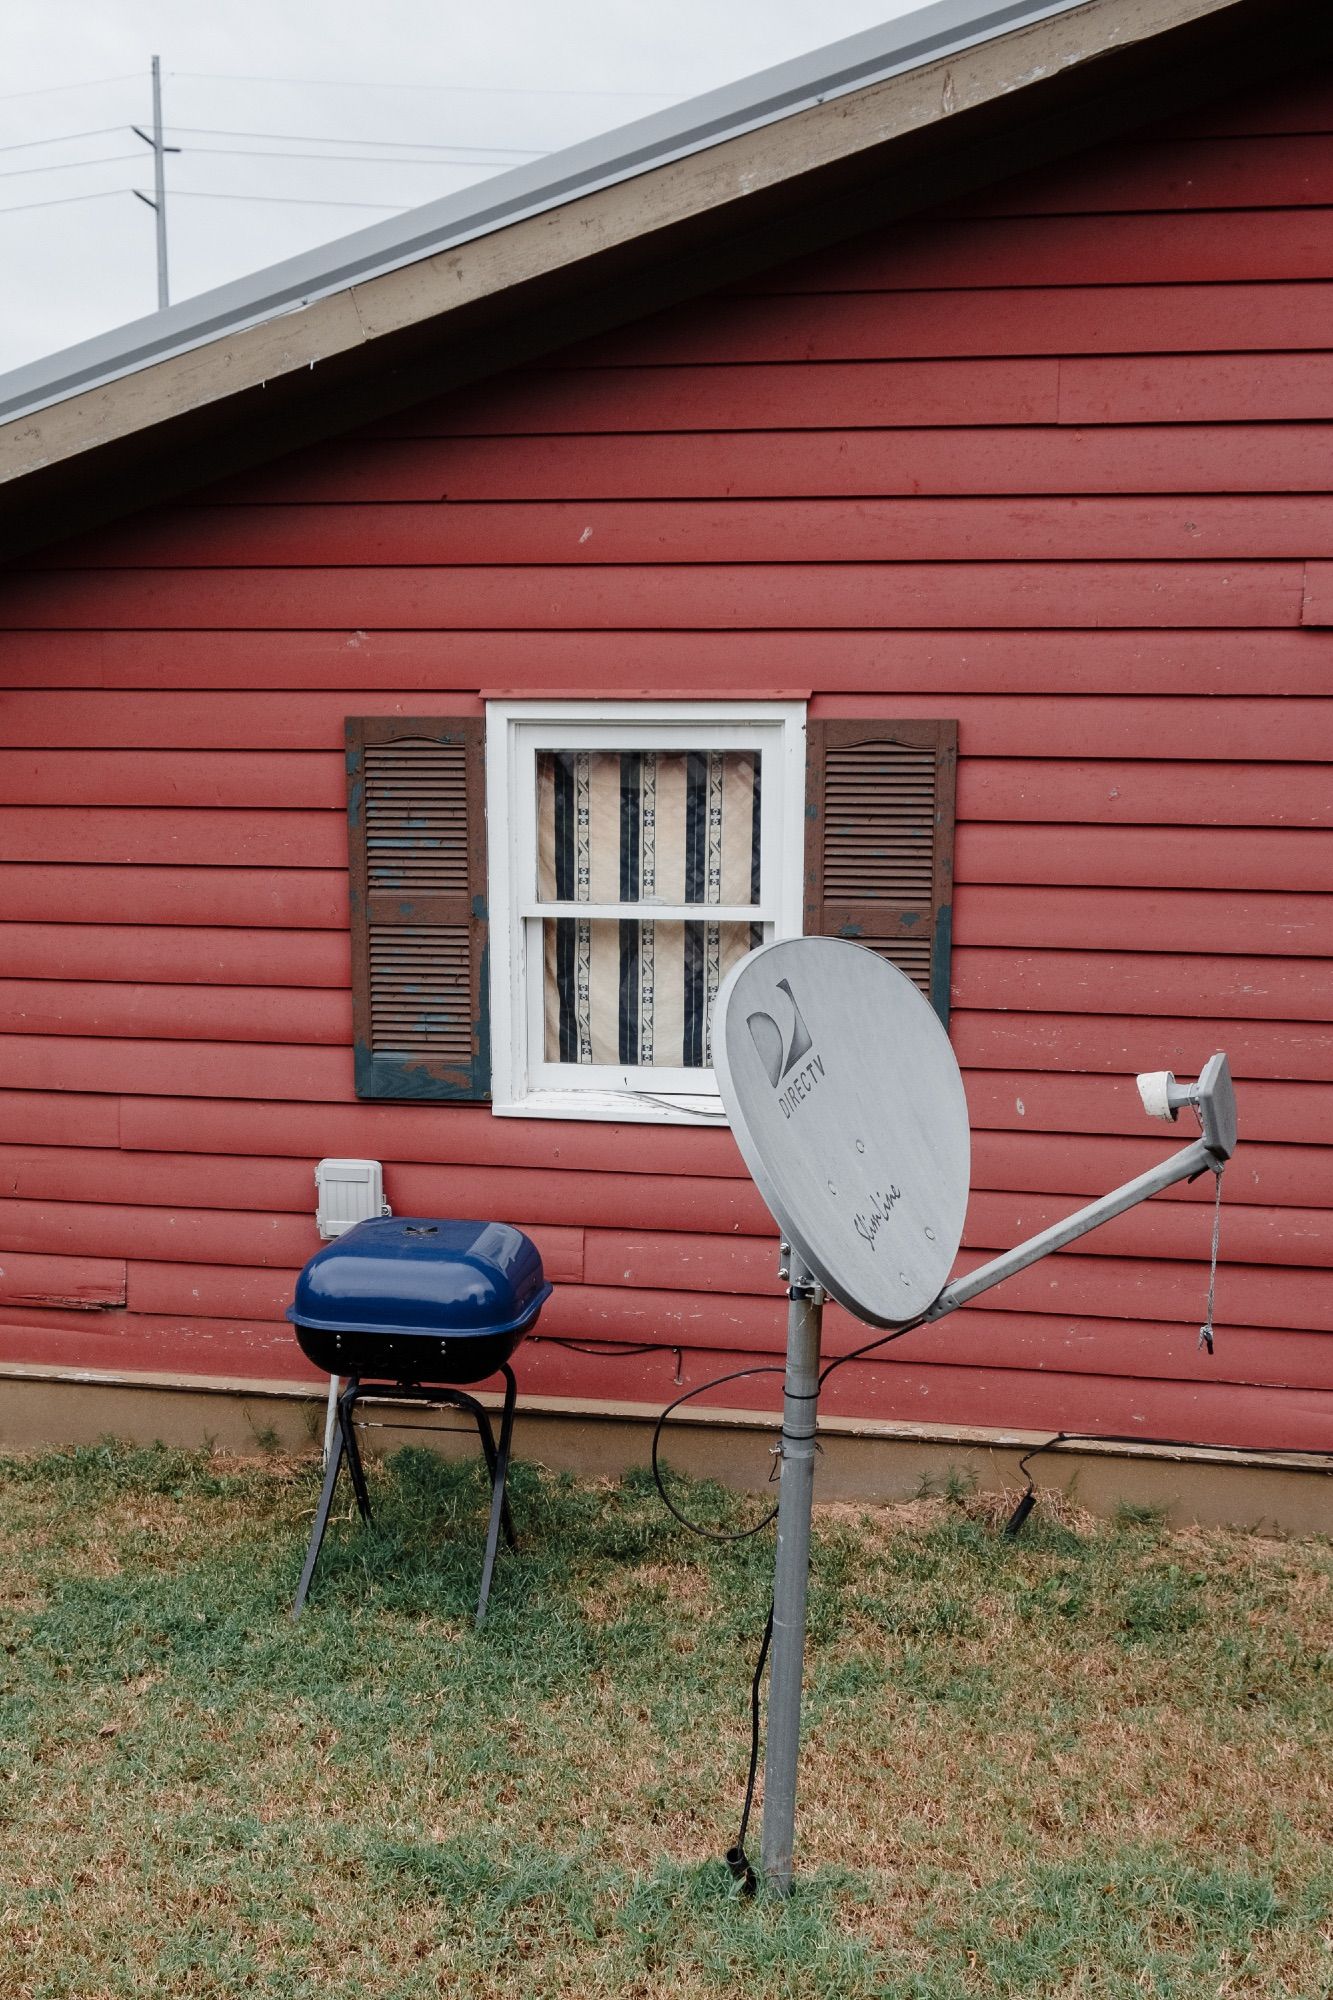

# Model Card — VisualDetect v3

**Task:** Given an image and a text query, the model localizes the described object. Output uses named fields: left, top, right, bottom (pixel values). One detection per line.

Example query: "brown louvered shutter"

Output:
left=804, top=719, right=957, bottom=1025
left=346, top=716, right=490, bottom=1100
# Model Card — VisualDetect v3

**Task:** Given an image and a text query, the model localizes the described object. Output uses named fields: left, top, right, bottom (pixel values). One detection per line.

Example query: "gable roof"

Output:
left=0, top=0, right=1323, bottom=551
left=0, top=0, right=1094, bottom=431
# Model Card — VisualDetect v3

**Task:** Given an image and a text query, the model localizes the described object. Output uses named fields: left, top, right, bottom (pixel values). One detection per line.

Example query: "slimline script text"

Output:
left=854, top=1185, right=903, bottom=1252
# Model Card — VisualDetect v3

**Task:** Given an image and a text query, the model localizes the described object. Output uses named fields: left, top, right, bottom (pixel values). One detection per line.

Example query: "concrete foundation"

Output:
left=1, top=1363, right=1329, bottom=1537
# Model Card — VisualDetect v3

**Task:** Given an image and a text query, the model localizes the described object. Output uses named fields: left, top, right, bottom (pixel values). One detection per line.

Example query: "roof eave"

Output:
left=1, top=0, right=1321, bottom=555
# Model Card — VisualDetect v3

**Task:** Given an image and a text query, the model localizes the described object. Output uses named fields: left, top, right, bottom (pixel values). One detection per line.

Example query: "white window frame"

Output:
left=486, top=699, right=806, bottom=1123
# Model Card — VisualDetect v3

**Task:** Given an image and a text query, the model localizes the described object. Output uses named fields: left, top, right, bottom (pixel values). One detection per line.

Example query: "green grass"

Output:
left=0, top=1440, right=1329, bottom=1998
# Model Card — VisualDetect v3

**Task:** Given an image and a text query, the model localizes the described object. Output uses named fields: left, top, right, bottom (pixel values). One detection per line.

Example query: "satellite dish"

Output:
left=713, top=937, right=970, bottom=1325
left=712, top=935, right=1239, bottom=1896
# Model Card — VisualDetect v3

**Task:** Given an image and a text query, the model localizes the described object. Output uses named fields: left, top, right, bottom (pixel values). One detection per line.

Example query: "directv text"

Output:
left=777, top=1053, right=826, bottom=1118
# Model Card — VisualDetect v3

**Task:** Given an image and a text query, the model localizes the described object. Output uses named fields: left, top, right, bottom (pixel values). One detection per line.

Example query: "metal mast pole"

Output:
left=132, top=56, right=179, bottom=309
left=760, top=1249, right=824, bottom=1895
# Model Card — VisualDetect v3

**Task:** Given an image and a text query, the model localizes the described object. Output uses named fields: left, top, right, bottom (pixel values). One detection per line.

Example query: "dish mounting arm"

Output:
left=924, top=1053, right=1236, bottom=1325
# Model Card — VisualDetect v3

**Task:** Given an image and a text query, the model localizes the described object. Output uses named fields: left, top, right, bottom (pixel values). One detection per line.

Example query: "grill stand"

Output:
left=291, top=1363, right=519, bottom=1626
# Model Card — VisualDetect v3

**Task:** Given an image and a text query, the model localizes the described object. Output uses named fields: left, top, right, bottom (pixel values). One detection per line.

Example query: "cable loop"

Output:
left=650, top=1366, right=784, bottom=1543
left=1198, top=1166, right=1224, bottom=1356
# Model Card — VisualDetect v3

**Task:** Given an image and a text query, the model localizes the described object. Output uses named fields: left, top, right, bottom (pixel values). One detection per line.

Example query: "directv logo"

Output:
left=747, top=979, right=826, bottom=1118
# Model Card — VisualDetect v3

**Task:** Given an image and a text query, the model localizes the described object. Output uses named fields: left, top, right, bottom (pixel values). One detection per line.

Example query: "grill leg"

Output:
left=292, top=1374, right=360, bottom=1620
left=338, top=1381, right=373, bottom=1524
left=450, top=1390, right=517, bottom=1552
left=475, top=1365, right=518, bottom=1626
left=321, top=1375, right=341, bottom=1468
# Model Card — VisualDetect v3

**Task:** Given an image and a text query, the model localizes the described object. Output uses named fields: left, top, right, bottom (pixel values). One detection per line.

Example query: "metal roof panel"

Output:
left=0, top=0, right=1088, bottom=426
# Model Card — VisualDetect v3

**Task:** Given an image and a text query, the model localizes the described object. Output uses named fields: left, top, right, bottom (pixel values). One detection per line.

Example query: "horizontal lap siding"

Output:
left=3, top=78, right=1332, bottom=1454
left=5, top=631, right=1332, bottom=694
left=164, top=427, right=1333, bottom=499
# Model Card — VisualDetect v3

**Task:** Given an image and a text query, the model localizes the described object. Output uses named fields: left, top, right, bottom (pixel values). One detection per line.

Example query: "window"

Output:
left=345, top=706, right=955, bottom=1120
left=487, top=701, right=805, bottom=1121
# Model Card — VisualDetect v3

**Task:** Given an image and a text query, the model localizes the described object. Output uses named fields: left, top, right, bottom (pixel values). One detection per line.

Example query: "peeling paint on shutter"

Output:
left=804, top=718, right=956, bottom=1025
left=347, top=716, right=490, bottom=1100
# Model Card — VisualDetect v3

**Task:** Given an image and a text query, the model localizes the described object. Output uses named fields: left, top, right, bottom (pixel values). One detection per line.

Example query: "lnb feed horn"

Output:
left=1136, top=1069, right=1195, bottom=1121
left=1137, top=1053, right=1236, bottom=1161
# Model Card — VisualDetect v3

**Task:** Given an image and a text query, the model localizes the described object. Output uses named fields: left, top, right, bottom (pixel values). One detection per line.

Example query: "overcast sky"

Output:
left=3, top=0, right=927, bottom=378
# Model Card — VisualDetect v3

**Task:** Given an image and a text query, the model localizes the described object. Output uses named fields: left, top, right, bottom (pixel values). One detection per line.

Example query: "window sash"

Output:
left=515, top=723, right=785, bottom=904
left=526, top=913, right=771, bottom=1083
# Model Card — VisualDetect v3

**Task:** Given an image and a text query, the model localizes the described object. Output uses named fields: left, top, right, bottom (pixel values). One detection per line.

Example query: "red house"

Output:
left=2, top=0, right=1330, bottom=1519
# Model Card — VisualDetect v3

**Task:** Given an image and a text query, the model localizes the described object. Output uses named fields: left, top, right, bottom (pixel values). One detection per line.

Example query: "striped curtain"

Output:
left=537, top=749, right=763, bottom=1066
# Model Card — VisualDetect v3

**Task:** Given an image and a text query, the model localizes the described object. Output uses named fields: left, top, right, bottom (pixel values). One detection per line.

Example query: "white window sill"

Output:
left=491, top=1089, right=731, bottom=1126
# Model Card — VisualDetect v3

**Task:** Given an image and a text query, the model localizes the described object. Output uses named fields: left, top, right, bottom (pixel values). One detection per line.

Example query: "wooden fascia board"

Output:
left=0, top=0, right=1248, bottom=489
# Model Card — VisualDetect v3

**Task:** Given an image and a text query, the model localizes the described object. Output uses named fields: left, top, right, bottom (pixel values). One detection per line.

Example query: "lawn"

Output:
left=0, top=1439, right=1329, bottom=1998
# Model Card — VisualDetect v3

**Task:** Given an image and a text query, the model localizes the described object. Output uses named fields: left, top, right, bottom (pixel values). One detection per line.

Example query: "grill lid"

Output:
left=287, top=1217, right=552, bottom=1340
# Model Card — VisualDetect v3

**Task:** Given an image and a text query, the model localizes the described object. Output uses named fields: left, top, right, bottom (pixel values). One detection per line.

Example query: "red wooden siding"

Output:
left=3, top=67, right=1332, bottom=1455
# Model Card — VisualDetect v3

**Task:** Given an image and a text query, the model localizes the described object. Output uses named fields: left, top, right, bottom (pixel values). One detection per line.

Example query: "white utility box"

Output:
left=315, top=1158, right=390, bottom=1240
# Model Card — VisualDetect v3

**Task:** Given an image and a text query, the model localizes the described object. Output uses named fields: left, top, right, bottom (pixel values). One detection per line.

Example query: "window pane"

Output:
left=542, top=918, right=762, bottom=1065
left=536, top=750, right=761, bottom=905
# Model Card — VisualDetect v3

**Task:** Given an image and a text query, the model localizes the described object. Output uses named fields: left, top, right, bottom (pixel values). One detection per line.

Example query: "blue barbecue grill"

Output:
left=287, top=1217, right=552, bottom=1624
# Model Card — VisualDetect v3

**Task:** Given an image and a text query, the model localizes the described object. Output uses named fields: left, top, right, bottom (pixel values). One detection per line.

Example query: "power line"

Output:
left=0, top=71, right=140, bottom=103
left=0, top=125, right=542, bottom=173
left=0, top=188, right=129, bottom=216
left=0, top=139, right=540, bottom=185
left=168, top=125, right=545, bottom=156
left=170, top=68, right=674, bottom=100
left=0, top=151, right=143, bottom=181
left=158, top=187, right=406, bottom=211
left=0, top=124, right=126, bottom=154
left=0, top=184, right=409, bottom=219
left=177, top=144, right=529, bottom=168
